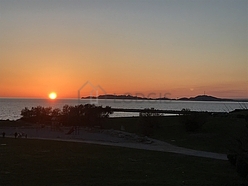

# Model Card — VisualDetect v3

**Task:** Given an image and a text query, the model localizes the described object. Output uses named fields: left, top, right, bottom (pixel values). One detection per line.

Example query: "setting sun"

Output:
left=49, top=92, right=57, bottom=99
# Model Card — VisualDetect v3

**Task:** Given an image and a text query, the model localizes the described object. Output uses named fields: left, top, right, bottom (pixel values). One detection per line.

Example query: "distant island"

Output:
left=82, top=94, right=153, bottom=100
left=177, top=95, right=233, bottom=101
left=82, top=94, right=248, bottom=102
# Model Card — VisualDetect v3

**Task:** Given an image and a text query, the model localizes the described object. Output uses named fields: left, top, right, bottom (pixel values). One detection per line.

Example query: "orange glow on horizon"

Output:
left=0, top=80, right=247, bottom=99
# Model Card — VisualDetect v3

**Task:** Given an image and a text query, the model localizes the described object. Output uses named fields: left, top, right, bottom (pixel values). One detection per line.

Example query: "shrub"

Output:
left=228, top=135, right=248, bottom=178
left=245, top=114, right=248, bottom=128
left=236, top=155, right=248, bottom=178
left=227, top=153, right=237, bottom=166
left=180, top=109, right=208, bottom=132
left=138, top=108, right=161, bottom=136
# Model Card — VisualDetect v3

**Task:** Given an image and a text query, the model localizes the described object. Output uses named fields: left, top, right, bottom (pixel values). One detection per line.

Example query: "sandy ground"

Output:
left=0, top=126, right=228, bottom=160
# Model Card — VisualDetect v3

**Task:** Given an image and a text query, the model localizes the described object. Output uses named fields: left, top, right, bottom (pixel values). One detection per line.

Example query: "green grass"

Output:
left=103, top=115, right=248, bottom=154
left=0, top=138, right=246, bottom=186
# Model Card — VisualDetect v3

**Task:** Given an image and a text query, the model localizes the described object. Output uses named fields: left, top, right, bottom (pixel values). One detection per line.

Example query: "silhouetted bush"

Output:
left=236, top=155, right=248, bottom=178
left=138, top=108, right=161, bottom=136
left=180, top=109, right=208, bottom=132
left=227, top=153, right=237, bottom=166
left=79, top=104, right=112, bottom=127
left=228, top=132, right=248, bottom=178
left=227, top=115, right=248, bottom=179
left=245, top=114, right=248, bottom=128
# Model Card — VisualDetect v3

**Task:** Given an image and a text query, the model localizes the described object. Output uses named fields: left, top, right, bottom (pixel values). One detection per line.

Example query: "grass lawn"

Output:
left=103, top=115, right=248, bottom=154
left=0, top=138, right=246, bottom=186
left=1, top=113, right=247, bottom=154
left=0, top=120, right=32, bottom=127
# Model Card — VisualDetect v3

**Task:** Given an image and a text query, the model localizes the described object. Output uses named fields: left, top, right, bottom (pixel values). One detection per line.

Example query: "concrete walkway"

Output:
left=1, top=126, right=228, bottom=161
left=28, top=137, right=228, bottom=161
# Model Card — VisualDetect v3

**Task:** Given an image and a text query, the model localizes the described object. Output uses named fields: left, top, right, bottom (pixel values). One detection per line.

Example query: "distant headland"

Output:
left=177, top=95, right=233, bottom=101
left=82, top=94, right=248, bottom=102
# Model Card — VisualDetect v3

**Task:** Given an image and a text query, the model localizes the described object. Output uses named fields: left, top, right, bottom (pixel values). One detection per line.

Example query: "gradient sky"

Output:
left=0, top=0, right=247, bottom=99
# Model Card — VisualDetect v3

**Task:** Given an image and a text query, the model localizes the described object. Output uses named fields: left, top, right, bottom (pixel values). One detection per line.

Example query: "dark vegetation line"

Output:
left=20, top=104, right=112, bottom=127
left=20, top=104, right=246, bottom=128
left=111, top=108, right=226, bottom=114
left=20, top=103, right=233, bottom=128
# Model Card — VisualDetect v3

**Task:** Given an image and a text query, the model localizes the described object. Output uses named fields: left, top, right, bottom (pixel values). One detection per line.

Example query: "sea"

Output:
left=0, top=98, right=247, bottom=120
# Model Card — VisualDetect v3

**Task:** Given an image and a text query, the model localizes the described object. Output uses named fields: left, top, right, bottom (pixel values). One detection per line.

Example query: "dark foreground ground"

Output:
left=0, top=138, right=246, bottom=186
left=103, top=113, right=248, bottom=154
left=1, top=111, right=248, bottom=185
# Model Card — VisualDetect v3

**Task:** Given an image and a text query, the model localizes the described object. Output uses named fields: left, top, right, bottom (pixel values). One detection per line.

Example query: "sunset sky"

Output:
left=0, top=0, right=247, bottom=99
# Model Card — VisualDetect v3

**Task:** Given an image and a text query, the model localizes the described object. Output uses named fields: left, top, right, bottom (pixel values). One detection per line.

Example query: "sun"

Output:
left=49, top=92, right=57, bottom=99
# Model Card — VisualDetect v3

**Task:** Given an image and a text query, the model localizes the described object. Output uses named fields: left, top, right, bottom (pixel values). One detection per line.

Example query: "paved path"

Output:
left=27, top=137, right=228, bottom=160
left=1, top=126, right=228, bottom=161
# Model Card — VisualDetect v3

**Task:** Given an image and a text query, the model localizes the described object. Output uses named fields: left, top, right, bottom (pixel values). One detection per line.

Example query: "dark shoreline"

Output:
left=1, top=108, right=247, bottom=124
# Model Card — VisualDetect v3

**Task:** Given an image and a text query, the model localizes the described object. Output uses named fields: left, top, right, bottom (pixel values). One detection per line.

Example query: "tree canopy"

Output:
left=21, top=104, right=113, bottom=127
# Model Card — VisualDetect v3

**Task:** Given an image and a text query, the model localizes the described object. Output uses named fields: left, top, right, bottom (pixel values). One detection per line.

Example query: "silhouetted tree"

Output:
left=20, top=104, right=113, bottom=127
